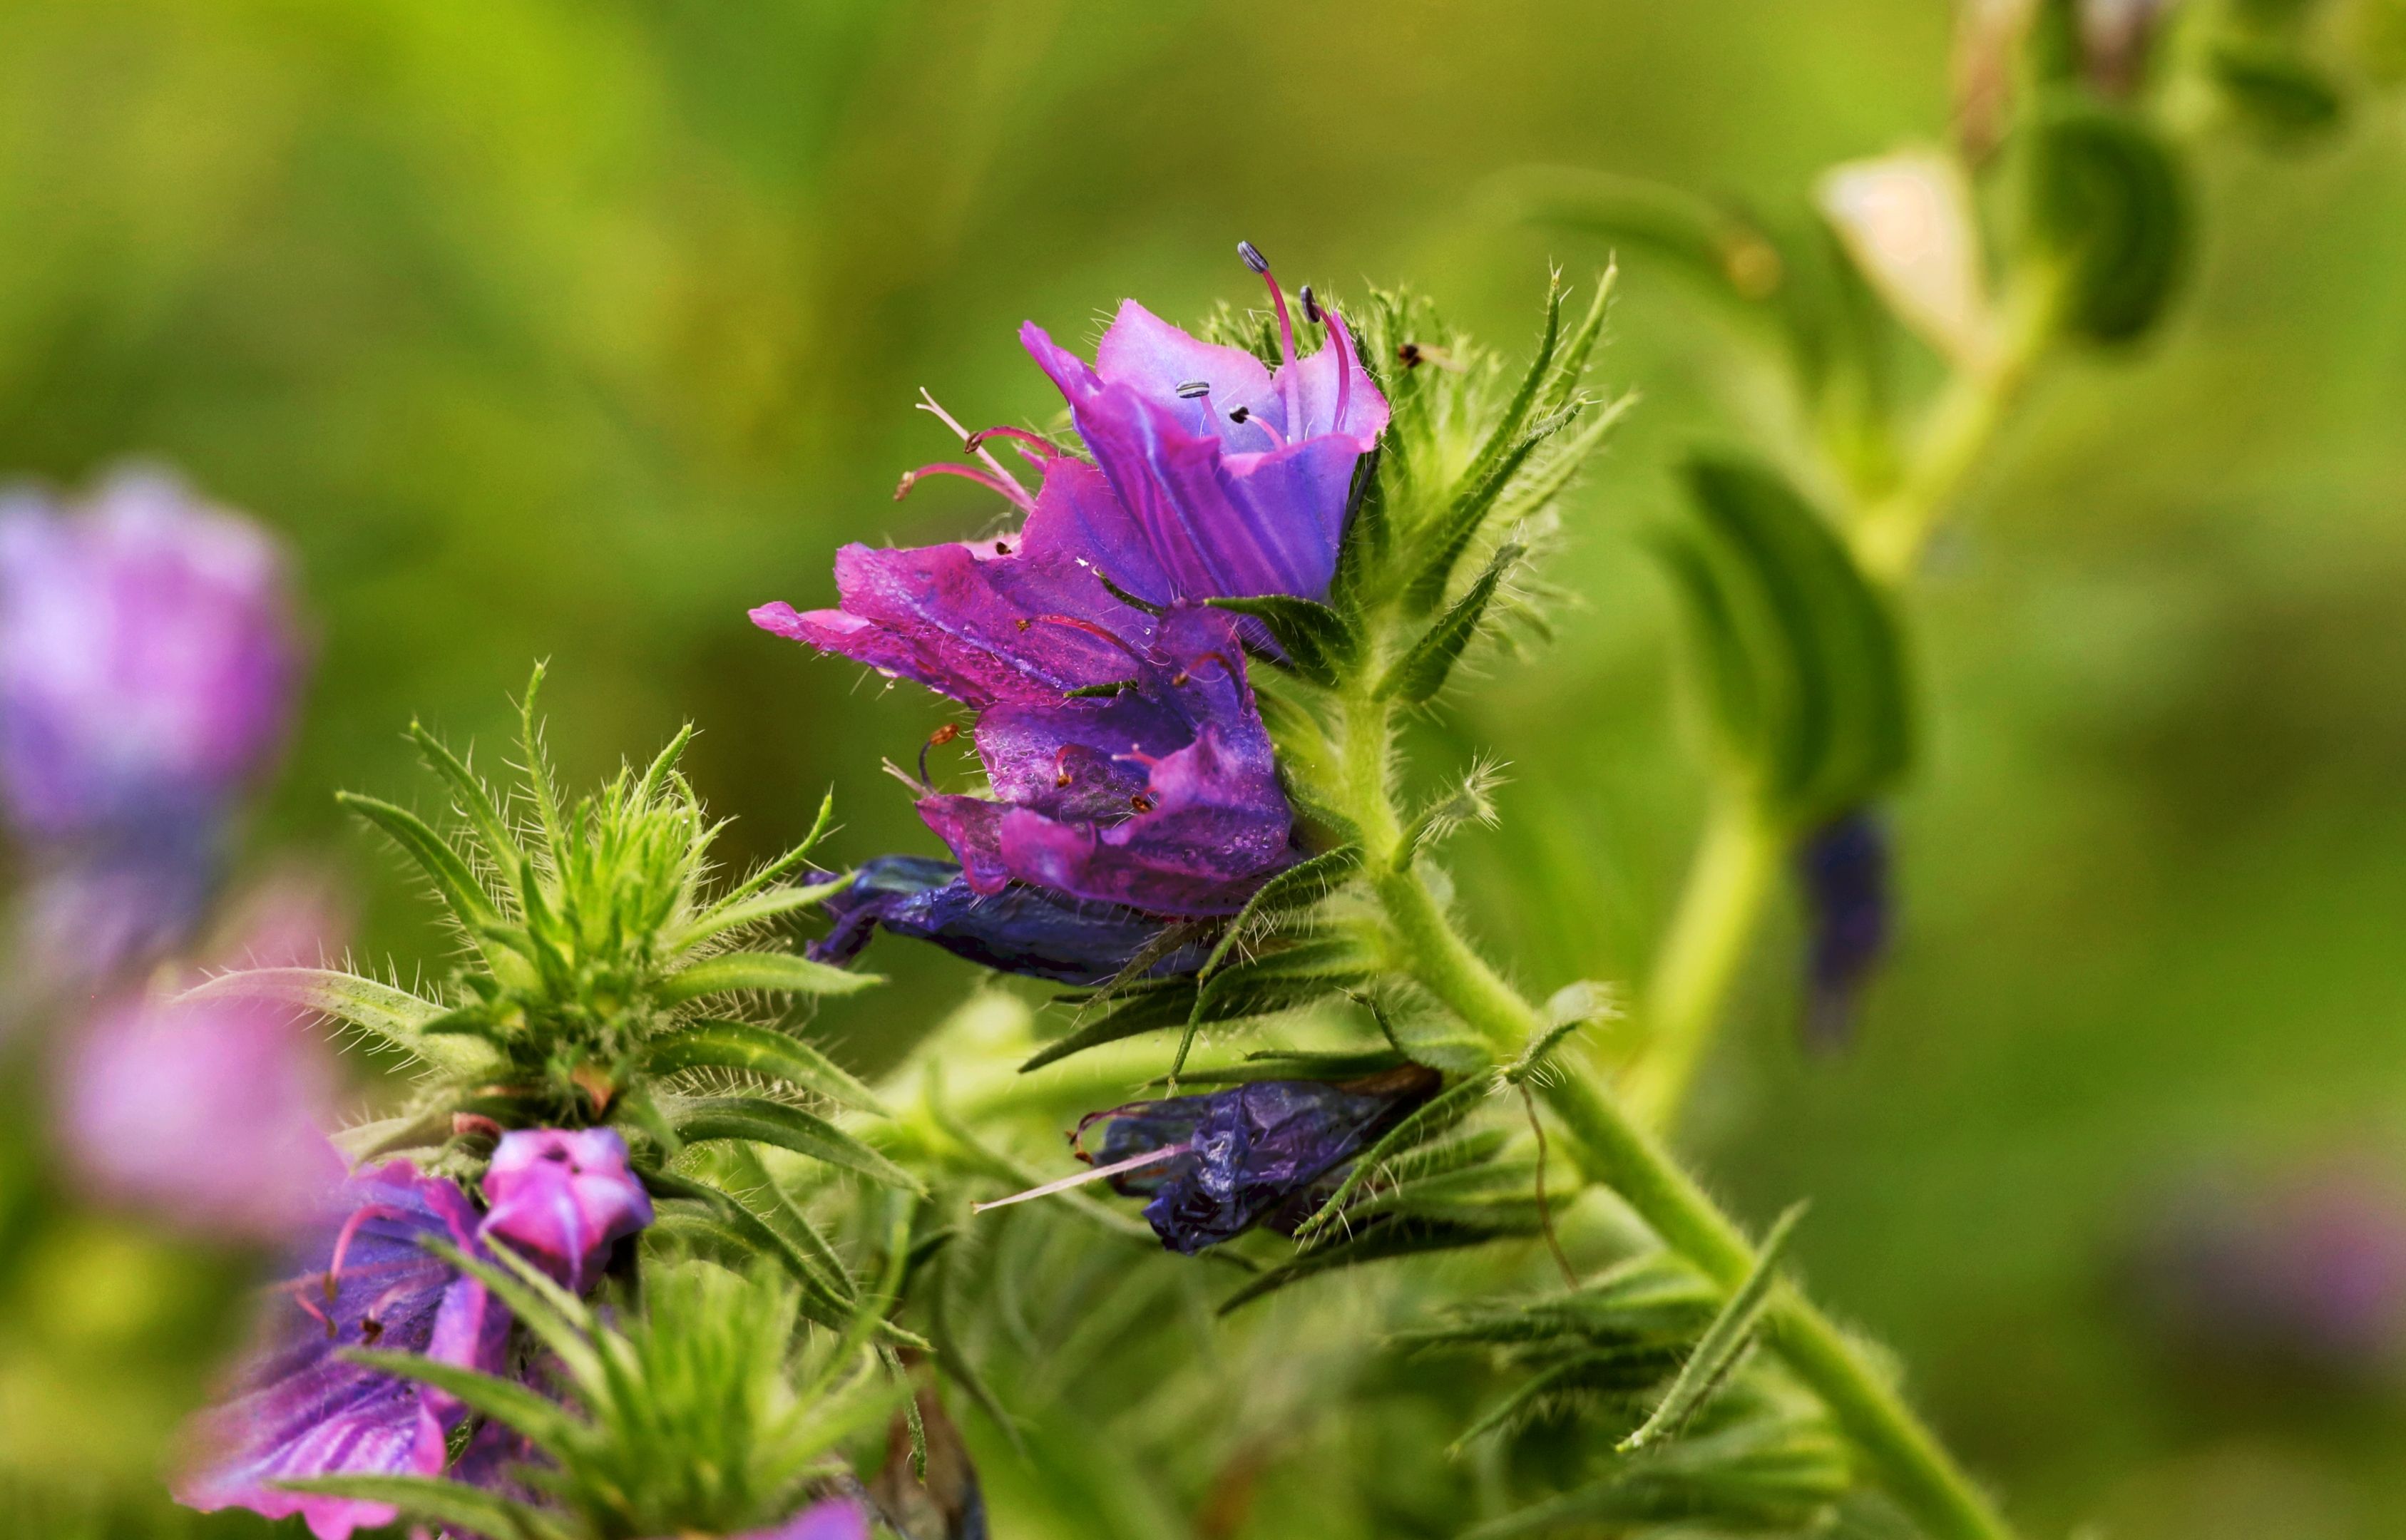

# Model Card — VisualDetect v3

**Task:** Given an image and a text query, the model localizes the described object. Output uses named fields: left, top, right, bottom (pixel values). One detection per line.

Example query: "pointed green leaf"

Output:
left=640, top=1019, right=886, bottom=1114
left=1204, top=594, right=1359, bottom=687
left=1292, top=1073, right=1493, bottom=1245
left=406, top=723, right=524, bottom=904
left=1671, top=456, right=1912, bottom=824
left=337, top=792, right=501, bottom=931
left=339, top=1349, right=578, bottom=1450
left=655, top=950, right=880, bottom=1003
left=663, top=876, right=851, bottom=956
left=1619, top=1202, right=1808, bottom=1452
left=270, top=1477, right=566, bottom=1540
left=178, top=968, right=501, bottom=1077
left=1378, top=543, right=1522, bottom=704
left=670, top=1095, right=923, bottom=1194
left=1219, top=1216, right=1532, bottom=1314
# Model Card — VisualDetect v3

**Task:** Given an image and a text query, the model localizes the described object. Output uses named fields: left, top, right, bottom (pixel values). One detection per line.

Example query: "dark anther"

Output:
left=995, top=540, right=1012, bottom=555
left=1228, top=405, right=1251, bottom=425
left=1174, top=379, right=1211, bottom=399
left=361, top=1317, right=385, bottom=1346
left=1300, top=284, right=1321, bottom=323
left=1237, top=240, right=1271, bottom=275
left=1130, top=793, right=1157, bottom=813
left=1398, top=342, right=1424, bottom=369
left=1015, top=617, right=1031, bottom=632
left=1170, top=670, right=1190, bottom=687
left=1055, top=770, right=1074, bottom=789
left=919, top=722, right=961, bottom=785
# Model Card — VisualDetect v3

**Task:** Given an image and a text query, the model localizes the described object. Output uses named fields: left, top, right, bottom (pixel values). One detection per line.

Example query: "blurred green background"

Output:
left=4, top=0, right=2403, bottom=1534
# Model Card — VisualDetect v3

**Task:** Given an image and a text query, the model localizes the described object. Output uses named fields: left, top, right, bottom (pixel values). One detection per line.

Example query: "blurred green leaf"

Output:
left=2021, top=96, right=2191, bottom=343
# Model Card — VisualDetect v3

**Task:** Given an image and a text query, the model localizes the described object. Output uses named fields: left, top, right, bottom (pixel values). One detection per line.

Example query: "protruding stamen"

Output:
left=1239, top=238, right=1300, bottom=372
left=1227, top=405, right=1251, bottom=425
left=1325, top=302, right=1356, bottom=431
left=896, top=462, right=1037, bottom=511
left=323, top=1202, right=411, bottom=1303
left=1237, top=240, right=1270, bottom=274
left=1174, top=379, right=1211, bottom=399
left=918, top=722, right=961, bottom=786
left=916, top=389, right=1035, bottom=507
left=1300, top=284, right=1321, bottom=324
left=965, top=424, right=1065, bottom=461
left=971, top=1144, right=1184, bottom=1214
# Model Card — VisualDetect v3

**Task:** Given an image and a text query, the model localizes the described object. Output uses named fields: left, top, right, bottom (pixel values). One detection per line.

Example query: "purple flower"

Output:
left=479, top=1127, right=654, bottom=1294
left=0, top=469, right=302, bottom=979
left=176, top=1160, right=511, bottom=1540
left=1077, top=1067, right=1439, bottom=1254
left=734, top=1496, right=874, bottom=1540
left=809, top=854, right=1204, bottom=985
left=752, top=250, right=1384, bottom=928
left=0, top=469, right=299, bottom=839
left=180, top=1131, right=656, bottom=1538
left=58, top=989, right=341, bottom=1245
left=1794, top=811, right=1891, bottom=1050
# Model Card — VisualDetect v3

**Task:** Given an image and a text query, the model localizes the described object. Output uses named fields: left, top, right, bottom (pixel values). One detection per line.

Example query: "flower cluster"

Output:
left=754, top=244, right=1386, bottom=977
left=179, top=1128, right=653, bottom=1539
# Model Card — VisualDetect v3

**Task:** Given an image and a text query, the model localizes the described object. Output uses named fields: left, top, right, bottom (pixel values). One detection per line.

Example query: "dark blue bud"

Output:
left=1794, top=811, right=1892, bottom=1051
left=1080, top=1067, right=1440, bottom=1253
left=808, top=855, right=1204, bottom=986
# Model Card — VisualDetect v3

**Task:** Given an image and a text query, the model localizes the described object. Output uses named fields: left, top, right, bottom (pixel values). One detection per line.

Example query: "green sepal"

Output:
left=638, top=1018, right=887, bottom=1115
left=1204, top=594, right=1360, bottom=687
left=1619, top=1203, right=1808, bottom=1452
left=668, top=1095, right=924, bottom=1194
left=655, top=951, right=880, bottom=1003
left=1377, top=543, right=1523, bottom=704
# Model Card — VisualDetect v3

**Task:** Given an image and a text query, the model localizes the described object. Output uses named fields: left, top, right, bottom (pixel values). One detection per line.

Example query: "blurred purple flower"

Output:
left=177, top=1160, right=509, bottom=1540
left=1077, top=1067, right=1439, bottom=1253
left=809, top=854, right=1204, bottom=985
left=1794, top=811, right=1891, bottom=1050
left=479, top=1126, right=653, bottom=1294
left=0, top=469, right=302, bottom=978
left=58, top=990, right=340, bottom=1245
left=733, top=1496, right=874, bottom=1540
left=752, top=250, right=1383, bottom=938
left=0, top=468, right=299, bottom=837
left=2139, top=1162, right=2406, bottom=1382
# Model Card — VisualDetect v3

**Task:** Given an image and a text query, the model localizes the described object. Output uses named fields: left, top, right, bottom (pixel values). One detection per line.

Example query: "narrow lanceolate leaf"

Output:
left=1619, top=1202, right=1808, bottom=1452
left=337, top=1350, right=578, bottom=1450
left=643, top=1174, right=857, bottom=1333
left=1197, top=846, right=1364, bottom=982
left=1672, top=456, right=1913, bottom=824
left=1328, top=446, right=1390, bottom=615
left=640, top=1018, right=887, bottom=1115
left=1291, top=1074, right=1494, bottom=1245
left=1204, top=593, right=1359, bottom=687
left=1403, top=427, right=1548, bottom=614
left=1541, top=266, right=1617, bottom=416
left=1456, top=272, right=1565, bottom=505
left=1378, top=543, right=1522, bottom=704
left=664, top=876, right=851, bottom=956
left=655, top=950, right=880, bottom=1003
left=178, top=968, right=501, bottom=1077
left=406, top=724, right=526, bottom=900
left=336, top=793, right=501, bottom=931
left=712, top=1141, right=860, bottom=1300
left=270, top=1477, right=568, bottom=1540
left=670, top=1094, right=924, bottom=1194
left=1450, top=1348, right=1689, bottom=1451
left=1219, top=1216, right=1534, bottom=1314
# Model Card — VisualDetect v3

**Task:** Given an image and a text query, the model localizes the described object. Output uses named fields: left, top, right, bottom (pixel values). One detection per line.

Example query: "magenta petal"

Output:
left=478, top=1127, right=655, bottom=1294
left=175, top=1161, right=501, bottom=1540
left=1092, top=299, right=1284, bottom=447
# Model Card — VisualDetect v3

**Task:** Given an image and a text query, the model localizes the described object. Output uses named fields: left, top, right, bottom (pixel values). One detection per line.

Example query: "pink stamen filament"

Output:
left=1326, top=304, right=1356, bottom=431
left=897, top=462, right=1037, bottom=510
left=324, top=1202, right=414, bottom=1302
left=918, top=389, right=1035, bottom=506
left=964, top=424, right=1064, bottom=461
left=971, top=1144, right=1185, bottom=1214
left=1033, top=610, right=1147, bottom=660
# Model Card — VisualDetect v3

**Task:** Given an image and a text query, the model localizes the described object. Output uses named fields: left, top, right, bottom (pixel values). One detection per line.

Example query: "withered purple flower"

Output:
left=754, top=247, right=1383, bottom=948
left=1075, top=1067, right=1440, bottom=1254
left=479, top=1126, right=654, bottom=1294
left=177, top=1160, right=509, bottom=1540
left=1795, top=811, right=1891, bottom=1050
left=809, top=854, right=1202, bottom=985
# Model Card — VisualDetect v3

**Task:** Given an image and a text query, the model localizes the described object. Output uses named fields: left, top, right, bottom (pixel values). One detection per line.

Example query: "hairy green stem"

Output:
left=1336, top=688, right=2017, bottom=1540
left=1628, top=270, right=2064, bottom=1134
left=1622, top=794, right=1783, bottom=1129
